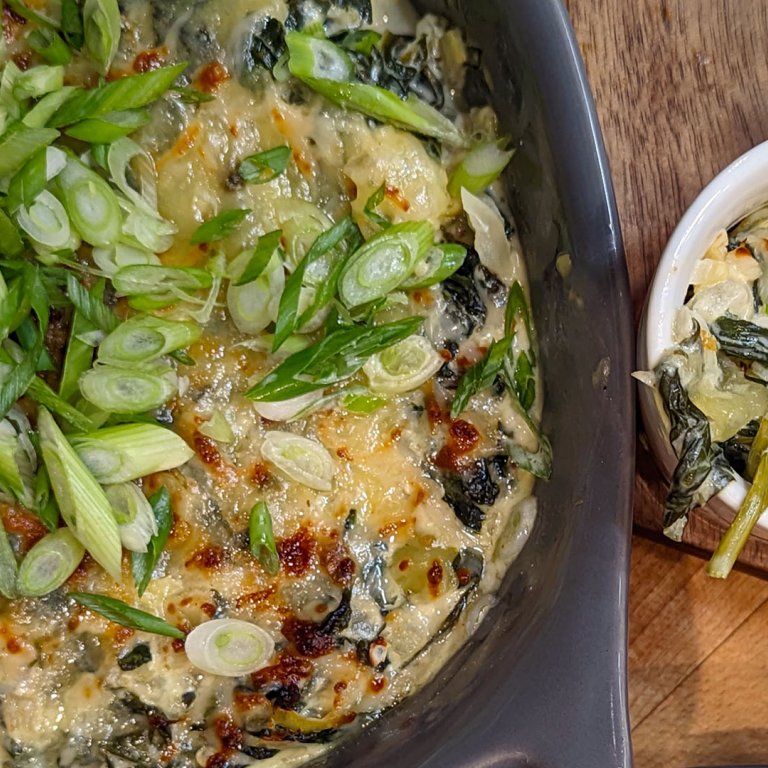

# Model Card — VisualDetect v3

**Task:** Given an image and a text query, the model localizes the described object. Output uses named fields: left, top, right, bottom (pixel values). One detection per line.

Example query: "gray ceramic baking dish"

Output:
left=317, top=0, right=635, bottom=766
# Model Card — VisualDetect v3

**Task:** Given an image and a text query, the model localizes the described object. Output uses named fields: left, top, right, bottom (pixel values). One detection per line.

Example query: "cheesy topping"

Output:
left=0, top=2, right=545, bottom=766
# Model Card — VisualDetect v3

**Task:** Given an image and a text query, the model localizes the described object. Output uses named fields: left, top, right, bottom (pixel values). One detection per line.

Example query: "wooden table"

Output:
left=566, top=1, right=768, bottom=765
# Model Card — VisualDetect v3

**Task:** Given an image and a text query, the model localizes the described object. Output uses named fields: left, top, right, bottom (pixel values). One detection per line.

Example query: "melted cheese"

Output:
left=0, top=2, right=543, bottom=765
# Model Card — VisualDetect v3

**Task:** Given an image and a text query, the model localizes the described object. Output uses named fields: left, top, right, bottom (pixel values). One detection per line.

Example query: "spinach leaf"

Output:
left=711, top=315, right=768, bottom=365
left=657, top=361, right=734, bottom=539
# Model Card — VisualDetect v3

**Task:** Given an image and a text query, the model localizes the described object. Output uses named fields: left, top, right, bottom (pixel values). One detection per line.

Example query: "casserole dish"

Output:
left=315, top=0, right=635, bottom=766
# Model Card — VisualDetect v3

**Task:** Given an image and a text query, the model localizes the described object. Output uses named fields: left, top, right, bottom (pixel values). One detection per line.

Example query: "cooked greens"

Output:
left=639, top=203, right=768, bottom=575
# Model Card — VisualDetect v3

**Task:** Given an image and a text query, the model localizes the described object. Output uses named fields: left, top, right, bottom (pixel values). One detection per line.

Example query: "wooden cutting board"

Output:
left=566, top=0, right=768, bottom=572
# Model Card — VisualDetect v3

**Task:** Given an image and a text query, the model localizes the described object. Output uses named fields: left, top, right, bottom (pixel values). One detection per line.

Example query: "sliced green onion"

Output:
left=0, top=428, right=34, bottom=508
left=79, top=364, right=178, bottom=414
left=26, top=29, right=72, bottom=65
left=273, top=216, right=359, bottom=349
left=131, top=485, right=172, bottom=596
left=339, top=221, right=434, bottom=307
left=0, top=209, right=23, bottom=257
left=252, top=392, right=319, bottom=422
left=286, top=32, right=463, bottom=146
left=21, top=86, right=77, bottom=128
left=0, top=126, right=59, bottom=178
left=27, top=376, right=95, bottom=432
left=191, top=208, right=251, bottom=245
left=13, top=65, right=64, bottom=100
left=120, top=201, right=176, bottom=253
left=451, top=337, right=511, bottom=418
left=66, top=273, right=119, bottom=333
left=227, top=250, right=283, bottom=335
left=169, top=349, right=195, bottom=366
left=17, top=527, right=85, bottom=597
left=448, top=140, right=515, bottom=197
left=92, top=242, right=161, bottom=275
left=184, top=250, right=225, bottom=325
left=401, top=244, right=466, bottom=290
left=69, top=591, right=185, bottom=638
left=105, top=482, right=157, bottom=553
left=239, top=146, right=292, bottom=185
left=59, top=313, right=97, bottom=402
left=98, top=316, right=202, bottom=366
left=199, top=410, right=234, bottom=443
left=247, top=316, right=423, bottom=402
left=170, top=85, right=215, bottom=104
left=7, top=145, right=68, bottom=213
left=261, top=431, right=334, bottom=491
left=236, top=334, right=311, bottom=358
left=340, top=390, right=386, bottom=414
left=277, top=200, right=333, bottom=269
left=341, top=29, right=382, bottom=56
left=5, top=0, right=58, bottom=28
left=33, top=465, right=60, bottom=531
left=0, top=61, right=24, bottom=120
left=61, top=0, right=85, bottom=49
left=362, top=183, right=390, bottom=230
left=58, top=159, right=122, bottom=247
left=0, top=341, right=38, bottom=423
left=285, top=33, right=355, bottom=81
left=233, top=229, right=283, bottom=286
left=249, top=501, right=279, bottom=575
left=185, top=618, right=274, bottom=676
left=107, top=137, right=158, bottom=211
left=49, top=63, right=187, bottom=127
left=0, top=520, right=17, bottom=599
left=363, top=335, right=444, bottom=394
left=17, top=190, right=72, bottom=249
left=70, top=423, right=194, bottom=484
left=37, top=407, right=123, bottom=581
left=65, top=109, right=150, bottom=143
left=112, top=265, right=213, bottom=298
left=83, top=0, right=121, bottom=74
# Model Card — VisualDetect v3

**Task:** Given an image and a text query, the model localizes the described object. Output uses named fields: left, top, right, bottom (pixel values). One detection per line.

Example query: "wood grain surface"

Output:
left=565, top=0, right=768, bottom=764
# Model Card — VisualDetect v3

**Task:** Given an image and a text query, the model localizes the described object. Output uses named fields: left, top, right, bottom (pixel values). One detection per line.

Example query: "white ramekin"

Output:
left=637, top=140, right=768, bottom=531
